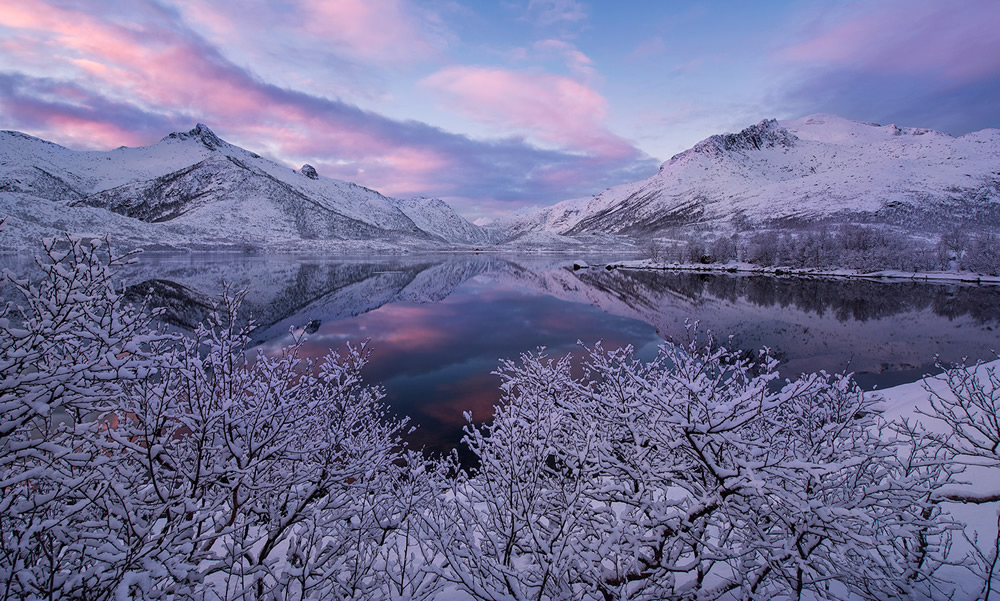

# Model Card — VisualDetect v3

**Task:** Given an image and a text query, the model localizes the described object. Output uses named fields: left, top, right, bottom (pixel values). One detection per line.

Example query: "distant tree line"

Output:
left=641, top=223, right=1000, bottom=275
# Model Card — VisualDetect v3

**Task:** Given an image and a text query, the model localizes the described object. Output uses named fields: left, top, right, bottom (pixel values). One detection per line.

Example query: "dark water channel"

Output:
left=6, top=252, right=999, bottom=454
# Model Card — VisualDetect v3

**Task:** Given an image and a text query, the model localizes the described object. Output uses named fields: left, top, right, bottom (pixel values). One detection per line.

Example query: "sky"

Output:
left=1, top=0, right=998, bottom=219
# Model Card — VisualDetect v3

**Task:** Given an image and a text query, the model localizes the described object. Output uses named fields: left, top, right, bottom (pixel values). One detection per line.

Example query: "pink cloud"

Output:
left=366, top=148, right=457, bottom=198
left=0, top=0, right=658, bottom=210
left=0, top=3, right=397, bottom=155
left=28, top=114, right=151, bottom=149
left=298, top=0, right=444, bottom=64
left=781, top=0, right=1000, bottom=85
left=421, top=65, right=635, bottom=158
left=313, top=147, right=457, bottom=199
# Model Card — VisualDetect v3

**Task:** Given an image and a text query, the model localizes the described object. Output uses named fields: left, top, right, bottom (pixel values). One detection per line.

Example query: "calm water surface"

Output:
left=9, top=252, right=998, bottom=453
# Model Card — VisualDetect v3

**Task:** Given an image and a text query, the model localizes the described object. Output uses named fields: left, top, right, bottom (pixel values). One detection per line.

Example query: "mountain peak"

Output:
left=406, top=196, right=444, bottom=206
left=162, top=123, right=226, bottom=150
left=505, top=112, right=1000, bottom=238
left=664, top=118, right=797, bottom=169
left=781, top=114, right=957, bottom=144
left=300, top=164, right=319, bottom=179
left=697, top=118, right=796, bottom=155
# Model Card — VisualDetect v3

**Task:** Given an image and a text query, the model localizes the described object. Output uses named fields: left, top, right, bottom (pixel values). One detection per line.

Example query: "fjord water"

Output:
left=107, top=253, right=1000, bottom=453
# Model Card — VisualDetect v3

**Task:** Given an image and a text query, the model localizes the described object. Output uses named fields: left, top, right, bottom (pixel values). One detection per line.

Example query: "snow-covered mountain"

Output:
left=6, top=115, right=997, bottom=253
left=393, top=196, right=489, bottom=246
left=0, top=125, right=483, bottom=251
left=494, top=114, right=1000, bottom=237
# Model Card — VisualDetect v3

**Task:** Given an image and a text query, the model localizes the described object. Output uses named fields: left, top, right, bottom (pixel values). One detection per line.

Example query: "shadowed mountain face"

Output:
left=5, top=252, right=999, bottom=451
left=76, top=155, right=386, bottom=240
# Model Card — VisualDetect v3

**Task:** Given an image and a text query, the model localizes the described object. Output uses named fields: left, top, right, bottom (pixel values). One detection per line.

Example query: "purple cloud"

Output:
left=777, top=0, right=1000, bottom=135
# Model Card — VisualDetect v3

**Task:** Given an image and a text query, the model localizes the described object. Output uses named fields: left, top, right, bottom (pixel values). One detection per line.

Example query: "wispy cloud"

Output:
left=177, top=0, right=447, bottom=68
left=524, top=0, right=588, bottom=27
left=781, top=0, right=1000, bottom=85
left=0, top=73, right=179, bottom=148
left=533, top=39, right=595, bottom=81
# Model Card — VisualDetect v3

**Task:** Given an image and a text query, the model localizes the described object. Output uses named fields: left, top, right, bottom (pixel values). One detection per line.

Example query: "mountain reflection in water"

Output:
left=77, top=253, right=1000, bottom=453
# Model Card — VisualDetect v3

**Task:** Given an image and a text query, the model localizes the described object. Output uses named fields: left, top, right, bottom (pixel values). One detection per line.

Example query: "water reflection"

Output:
left=8, top=252, right=994, bottom=452
left=568, top=268, right=999, bottom=388
left=596, top=270, right=1000, bottom=324
left=262, top=277, right=663, bottom=455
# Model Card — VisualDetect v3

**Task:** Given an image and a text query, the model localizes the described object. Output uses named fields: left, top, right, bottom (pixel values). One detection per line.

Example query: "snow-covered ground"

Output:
left=878, top=359, right=1000, bottom=599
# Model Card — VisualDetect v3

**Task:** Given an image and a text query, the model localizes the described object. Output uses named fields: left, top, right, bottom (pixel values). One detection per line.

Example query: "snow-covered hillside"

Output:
left=496, top=114, right=1000, bottom=237
left=394, top=196, right=489, bottom=246
left=0, top=125, right=484, bottom=251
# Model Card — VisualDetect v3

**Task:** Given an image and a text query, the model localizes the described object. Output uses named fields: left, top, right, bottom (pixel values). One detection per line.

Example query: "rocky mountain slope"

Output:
left=0, top=125, right=485, bottom=251
left=491, top=114, right=1000, bottom=237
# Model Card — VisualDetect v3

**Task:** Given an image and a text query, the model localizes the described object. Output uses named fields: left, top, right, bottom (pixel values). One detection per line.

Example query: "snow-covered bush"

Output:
left=639, top=238, right=668, bottom=263
left=0, top=235, right=177, bottom=599
left=743, top=230, right=780, bottom=266
left=961, top=232, right=1000, bottom=276
left=707, top=234, right=737, bottom=264
left=919, top=359, right=1000, bottom=600
left=432, top=335, right=955, bottom=600
left=140, top=296, right=438, bottom=600
left=0, top=236, right=439, bottom=600
left=731, top=224, right=947, bottom=272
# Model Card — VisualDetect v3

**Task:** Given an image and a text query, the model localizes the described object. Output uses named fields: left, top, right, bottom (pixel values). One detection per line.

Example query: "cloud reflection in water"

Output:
left=283, top=276, right=661, bottom=454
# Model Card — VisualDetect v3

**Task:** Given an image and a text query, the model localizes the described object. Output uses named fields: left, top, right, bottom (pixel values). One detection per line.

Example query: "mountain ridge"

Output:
left=491, top=114, right=1000, bottom=238
left=3, top=115, right=999, bottom=254
left=0, top=124, right=483, bottom=251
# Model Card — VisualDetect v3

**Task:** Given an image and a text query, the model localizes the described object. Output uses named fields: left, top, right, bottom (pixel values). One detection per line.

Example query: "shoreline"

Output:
left=605, top=259, right=1000, bottom=286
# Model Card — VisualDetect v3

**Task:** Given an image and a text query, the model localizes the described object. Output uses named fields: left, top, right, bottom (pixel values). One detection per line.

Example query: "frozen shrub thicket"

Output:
left=649, top=223, right=999, bottom=275
left=0, top=234, right=441, bottom=600
left=428, top=336, right=968, bottom=600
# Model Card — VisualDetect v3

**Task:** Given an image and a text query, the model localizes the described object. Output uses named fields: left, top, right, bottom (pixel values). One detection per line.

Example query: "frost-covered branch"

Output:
left=0, top=236, right=441, bottom=600
left=434, top=334, right=958, bottom=600
left=913, top=358, right=1000, bottom=600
